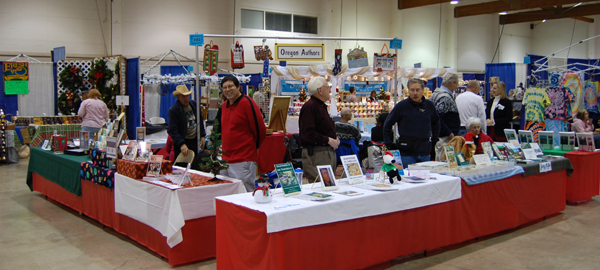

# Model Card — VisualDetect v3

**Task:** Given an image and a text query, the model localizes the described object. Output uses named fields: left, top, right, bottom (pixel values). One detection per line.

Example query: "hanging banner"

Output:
left=345, top=81, right=388, bottom=93
left=281, top=80, right=307, bottom=96
left=275, top=44, right=325, bottom=61
left=3, top=62, right=29, bottom=95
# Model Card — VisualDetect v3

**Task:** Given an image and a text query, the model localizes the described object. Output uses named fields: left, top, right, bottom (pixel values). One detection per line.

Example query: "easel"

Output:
left=267, top=96, right=291, bottom=134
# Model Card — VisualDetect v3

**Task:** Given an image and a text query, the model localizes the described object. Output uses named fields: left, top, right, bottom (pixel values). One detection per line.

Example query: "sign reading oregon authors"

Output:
left=274, top=44, right=325, bottom=61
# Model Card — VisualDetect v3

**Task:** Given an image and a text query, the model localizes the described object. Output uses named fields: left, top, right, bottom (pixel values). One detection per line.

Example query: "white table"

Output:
left=216, top=173, right=461, bottom=233
left=114, top=169, right=246, bottom=247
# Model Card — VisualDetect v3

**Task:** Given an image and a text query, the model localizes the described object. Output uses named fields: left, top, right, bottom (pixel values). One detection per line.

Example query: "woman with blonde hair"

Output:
left=78, top=89, right=108, bottom=138
left=485, top=81, right=513, bottom=142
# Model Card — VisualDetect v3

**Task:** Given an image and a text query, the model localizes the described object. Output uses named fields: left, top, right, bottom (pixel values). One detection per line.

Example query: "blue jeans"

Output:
left=401, top=155, right=431, bottom=167
left=81, top=126, right=101, bottom=139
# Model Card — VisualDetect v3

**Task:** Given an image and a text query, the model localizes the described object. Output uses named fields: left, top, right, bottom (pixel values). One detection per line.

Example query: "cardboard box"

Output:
left=19, top=126, right=35, bottom=144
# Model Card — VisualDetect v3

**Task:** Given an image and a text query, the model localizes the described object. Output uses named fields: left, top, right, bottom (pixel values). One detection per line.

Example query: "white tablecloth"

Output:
left=114, top=170, right=246, bottom=247
left=216, top=173, right=461, bottom=233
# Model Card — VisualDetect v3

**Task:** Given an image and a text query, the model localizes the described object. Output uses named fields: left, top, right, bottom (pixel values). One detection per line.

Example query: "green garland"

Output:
left=199, top=120, right=229, bottom=181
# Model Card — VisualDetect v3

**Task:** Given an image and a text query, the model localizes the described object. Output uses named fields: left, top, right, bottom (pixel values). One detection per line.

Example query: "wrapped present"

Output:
left=117, top=159, right=173, bottom=180
left=89, top=149, right=110, bottom=168
left=80, top=162, right=115, bottom=189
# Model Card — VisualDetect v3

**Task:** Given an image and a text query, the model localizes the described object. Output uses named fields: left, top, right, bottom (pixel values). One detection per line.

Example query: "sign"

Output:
left=344, top=81, right=388, bottom=93
left=3, top=62, right=29, bottom=95
left=539, top=161, right=552, bottom=173
left=473, top=154, right=492, bottom=166
left=390, top=38, right=403, bottom=49
left=116, top=95, right=129, bottom=106
left=275, top=44, right=325, bottom=61
left=522, top=148, right=537, bottom=160
left=280, top=80, right=307, bottom=96
left=189, top=34, right=204, bottom=46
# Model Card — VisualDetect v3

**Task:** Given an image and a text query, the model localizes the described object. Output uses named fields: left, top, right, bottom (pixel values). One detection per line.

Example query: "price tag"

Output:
left=390, top=38, right=403, bottom=49
left=539, top=161, right=552, bottom=173
left=189, top=34, right=204, bottom=46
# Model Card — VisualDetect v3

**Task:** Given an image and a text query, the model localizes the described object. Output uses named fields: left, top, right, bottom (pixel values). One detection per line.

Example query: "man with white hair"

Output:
left=299, top=77, right=340, bottom=183
left=456, top=80, right=487, bottom=136
left=335, top=107, right=361, bottom=143
left=431, top=73, right=461, bottom=161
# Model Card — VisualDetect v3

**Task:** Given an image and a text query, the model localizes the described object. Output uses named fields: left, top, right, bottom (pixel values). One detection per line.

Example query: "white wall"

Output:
left=3, top=0, right=600, bottom=74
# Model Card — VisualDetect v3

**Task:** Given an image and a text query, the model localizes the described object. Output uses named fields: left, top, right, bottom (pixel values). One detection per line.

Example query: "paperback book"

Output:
left=274, top=162, right=302, bottom=196
left=147, top=155, right=163, bottom=177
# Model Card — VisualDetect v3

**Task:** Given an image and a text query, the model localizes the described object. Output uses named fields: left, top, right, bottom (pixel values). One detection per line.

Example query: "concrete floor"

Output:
left=1, top=157, right=599, bottom=269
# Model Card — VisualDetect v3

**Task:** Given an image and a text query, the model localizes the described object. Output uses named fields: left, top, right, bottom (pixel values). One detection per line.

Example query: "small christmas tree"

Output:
left=377, top=86, right=389, bottom=101
left=199, top=120, right=228, bottom=181
left=298, top=87, right=307, bottom=102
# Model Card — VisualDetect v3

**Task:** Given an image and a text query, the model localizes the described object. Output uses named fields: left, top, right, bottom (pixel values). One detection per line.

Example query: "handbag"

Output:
left=231, top=41, right=245, bottom=69
left=347, top=45, right=368, bottom=68
left=373, top=44, right=397, bottom=73
left=203, top=41, right=219, bottom=75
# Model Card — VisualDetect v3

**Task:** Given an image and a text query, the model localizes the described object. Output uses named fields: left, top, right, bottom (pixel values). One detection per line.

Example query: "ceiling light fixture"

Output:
left=543, top=19, right=547, bottom=22
left=499, top=12, right=507, bottom=15
left=574, top=2, right=583, bottom=7
left=450, top=1, right=459, bottom=4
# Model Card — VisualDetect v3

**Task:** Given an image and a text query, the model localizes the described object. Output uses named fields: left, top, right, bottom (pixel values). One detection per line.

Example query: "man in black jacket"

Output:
left=167, top=85, right=206, bottom=162
left=384, top=78, right=440, bottom=167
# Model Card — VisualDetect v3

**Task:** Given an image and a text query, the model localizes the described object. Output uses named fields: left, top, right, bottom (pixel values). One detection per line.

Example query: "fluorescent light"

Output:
left=543, top=19, right=547, bottom=22
left=499, top=12, right=507, bottom=15
left=450, top=0, right=459, bottom=4
left=574, top=2, right=583, bottom=7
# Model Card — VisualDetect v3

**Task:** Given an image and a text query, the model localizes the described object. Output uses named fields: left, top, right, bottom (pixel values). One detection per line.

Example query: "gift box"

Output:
left=116, top=159, right=173, bottom=180
left=89, top=149, right=110, bottom=168
left=80, top=162, right=116, bottom=189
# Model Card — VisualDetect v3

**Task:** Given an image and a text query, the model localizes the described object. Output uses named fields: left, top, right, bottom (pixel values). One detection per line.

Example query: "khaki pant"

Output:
left=301, top=148, right=336, bottom=183
left=220, top=161, right=258, bottom=192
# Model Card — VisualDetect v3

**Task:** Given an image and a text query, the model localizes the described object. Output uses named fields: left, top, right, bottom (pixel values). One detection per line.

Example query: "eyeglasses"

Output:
left=222, top=85, right=237, bottom=90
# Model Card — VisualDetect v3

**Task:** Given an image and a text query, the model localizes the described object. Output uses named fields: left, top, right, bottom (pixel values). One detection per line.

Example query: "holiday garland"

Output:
left=57, top=65, right=84, bottom=115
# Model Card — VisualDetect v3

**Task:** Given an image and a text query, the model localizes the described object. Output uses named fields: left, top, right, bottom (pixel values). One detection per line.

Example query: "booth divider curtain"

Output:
left=485, top=63, right=515, bottom=101
left=0, top=61, right=19, bottom=119
left=18, top=62, right=54, bottom=116
left=126, top=58, right=141, bottom=140
left=159, top=66, right=192, bottom=122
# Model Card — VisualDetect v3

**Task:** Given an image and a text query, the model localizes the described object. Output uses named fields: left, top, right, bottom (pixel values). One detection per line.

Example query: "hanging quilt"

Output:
left=584, top=81, right=599, bottom=113
left=544, top=119, right=569, bottom=147
left=523, top=87, right=550, bottom=123
left=203, top=41, right=219, bottom=75
left=524, top=121, right=547, bottom=143
left=544, top=87, right=568, bottom=120
left=230, top=41, right=245, bottom=69
left=560, top=72, right=584, bottom=117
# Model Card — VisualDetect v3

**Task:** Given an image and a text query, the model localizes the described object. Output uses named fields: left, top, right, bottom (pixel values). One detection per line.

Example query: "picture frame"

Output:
left=317, top=165, right=339, bottom=191
left=518, top=130, right=534, bottom=145
left=340, top=154, right=364, bottom=185
left=559, top=132, right=576, bottom=151
left=147, top=155, right=163, bottom=177
left=504, top=129, right=519, bottom=146
left=576, top=132, right=595, bottom=151
left=538, top=131, right=556, bottom=150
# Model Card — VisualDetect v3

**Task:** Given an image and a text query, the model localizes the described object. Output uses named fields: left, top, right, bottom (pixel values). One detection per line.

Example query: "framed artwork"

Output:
left=317, top=165, right=338, bottom=191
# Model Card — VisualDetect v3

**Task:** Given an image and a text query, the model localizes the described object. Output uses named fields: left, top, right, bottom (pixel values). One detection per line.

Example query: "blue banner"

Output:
left=281, top=80, right=307, bottom=96
left=344, top=81, right=388, bottom=93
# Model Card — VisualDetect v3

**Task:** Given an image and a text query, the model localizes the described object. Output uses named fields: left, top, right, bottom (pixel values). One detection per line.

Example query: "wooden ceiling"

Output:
left=398, top=0, right=600, bottom=24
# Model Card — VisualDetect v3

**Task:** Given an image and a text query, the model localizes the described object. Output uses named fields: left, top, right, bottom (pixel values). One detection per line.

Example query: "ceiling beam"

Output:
left=573, top=16, right=595, bottom=23
left=455, top=0, right=597, bottom=18
left=398, top=0, right=451, bottom=10
left=499, top=3, right=600, bottom=24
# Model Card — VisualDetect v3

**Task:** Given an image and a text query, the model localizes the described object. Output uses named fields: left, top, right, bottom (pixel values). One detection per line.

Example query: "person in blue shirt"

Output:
left=383, top=78, right=441, bottom=166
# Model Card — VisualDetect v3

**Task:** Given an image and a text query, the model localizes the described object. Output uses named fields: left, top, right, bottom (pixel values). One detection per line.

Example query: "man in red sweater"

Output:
left=219, top=75, right=267, bottom=192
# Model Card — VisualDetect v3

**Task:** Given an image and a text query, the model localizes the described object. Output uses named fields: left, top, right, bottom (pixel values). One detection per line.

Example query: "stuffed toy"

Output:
left=381, top=151, right=401, bottom=184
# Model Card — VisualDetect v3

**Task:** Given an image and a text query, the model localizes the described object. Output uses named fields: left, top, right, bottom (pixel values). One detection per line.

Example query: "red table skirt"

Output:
left=564, top=150, right=600, bottom=203
left=32, top=173, right=216, bottom=266
left=215, top=171, right=567, bottom=270
left=257, top=132, right=292, bottom=173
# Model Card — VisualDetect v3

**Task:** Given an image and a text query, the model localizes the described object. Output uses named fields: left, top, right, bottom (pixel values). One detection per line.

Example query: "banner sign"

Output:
left=344, top=81, right=388, bottom=93
left=275, top=44, right=325, bottom=61
left=281, top=80, right=307, bottom=96
left=3, top=62, right=29, bottom=95
left=189, top=34, right=204, bottom=46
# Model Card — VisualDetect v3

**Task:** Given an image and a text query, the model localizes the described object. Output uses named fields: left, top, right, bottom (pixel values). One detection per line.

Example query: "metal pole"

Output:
left=394, top=48, right=398, bottom=105
left=195, top=43, right=201, bottom=152
left=202, top=34, right=392, bottom=42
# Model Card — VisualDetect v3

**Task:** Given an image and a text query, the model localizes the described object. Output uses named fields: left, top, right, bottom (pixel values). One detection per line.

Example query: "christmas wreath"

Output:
left=58, top=65, right=84, bottom=115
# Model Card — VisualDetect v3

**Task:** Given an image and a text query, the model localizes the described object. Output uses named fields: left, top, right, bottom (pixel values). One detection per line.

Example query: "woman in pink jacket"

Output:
left=572, top=110, right=600, bottom=147
left=78, top=89, right=108, bottom=139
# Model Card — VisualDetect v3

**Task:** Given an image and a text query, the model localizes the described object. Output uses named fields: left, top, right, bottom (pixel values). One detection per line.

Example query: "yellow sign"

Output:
left=275, top=44, right=325, bottom=61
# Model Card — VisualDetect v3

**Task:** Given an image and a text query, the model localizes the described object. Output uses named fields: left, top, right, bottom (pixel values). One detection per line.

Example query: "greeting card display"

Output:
left=559, top=132, right=576, bottom=151
left=340, top=154, right=364, bottom=185
left=576, top=132, right=595, bottom=151
left=274, top=162, right=302, bottom=196
left=316, top=165, right=338, bottom=191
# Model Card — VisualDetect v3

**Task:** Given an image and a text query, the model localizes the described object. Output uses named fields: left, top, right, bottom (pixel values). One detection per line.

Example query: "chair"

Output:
left=174, top=151, right=195, bottom=164
left=150, top=117, right=166, bottom=125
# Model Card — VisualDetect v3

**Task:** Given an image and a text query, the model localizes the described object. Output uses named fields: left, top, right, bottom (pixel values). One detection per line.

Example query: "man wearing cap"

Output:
left=219, top=75, right=267, bottom=192
left=168, top=85, right=205, bottom=162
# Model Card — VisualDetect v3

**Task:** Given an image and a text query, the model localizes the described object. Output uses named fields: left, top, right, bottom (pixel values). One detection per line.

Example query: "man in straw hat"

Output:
left=167, top=84, right=205, bottom=162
